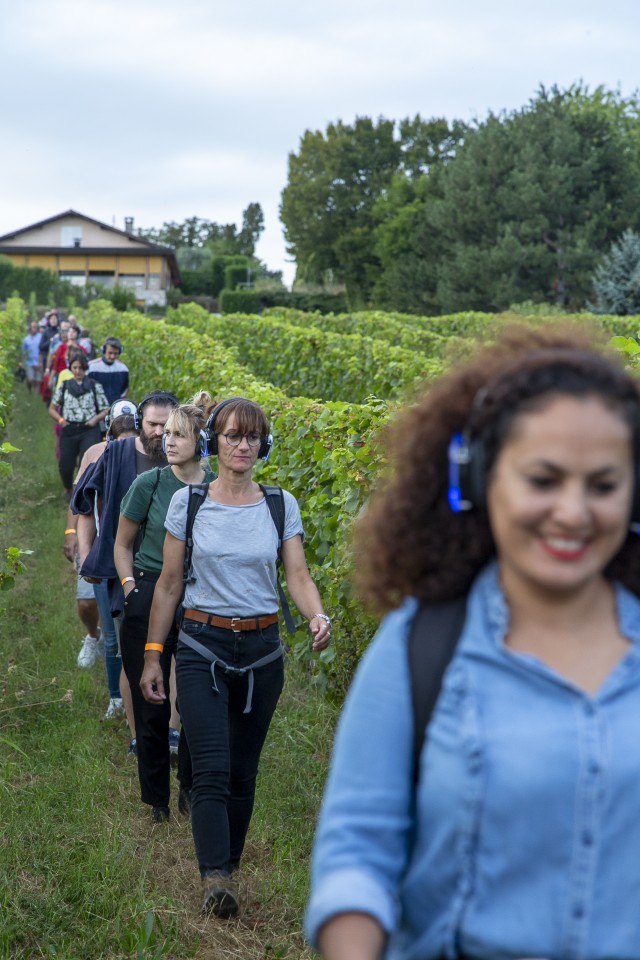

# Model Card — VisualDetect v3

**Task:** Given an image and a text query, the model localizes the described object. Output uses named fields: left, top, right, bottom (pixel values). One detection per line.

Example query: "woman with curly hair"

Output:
left=306, top=324, right=640, bottom=960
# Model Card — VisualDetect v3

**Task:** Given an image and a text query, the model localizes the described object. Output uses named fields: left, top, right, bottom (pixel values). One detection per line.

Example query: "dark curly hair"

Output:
left=354, top=323, right=640, bottom=613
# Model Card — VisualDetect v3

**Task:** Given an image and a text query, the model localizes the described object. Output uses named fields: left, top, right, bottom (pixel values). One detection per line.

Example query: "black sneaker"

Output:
left=151, top=805, right=170, bottom=823
left=178, top=786, right=192, bottom=816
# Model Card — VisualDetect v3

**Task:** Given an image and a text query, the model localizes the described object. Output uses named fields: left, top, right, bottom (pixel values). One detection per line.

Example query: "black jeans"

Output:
left=59, top=422, right=101, bottom=489
left=176, top=617, right=284, bottom=877
left=120, top=571, right=179, bottom=807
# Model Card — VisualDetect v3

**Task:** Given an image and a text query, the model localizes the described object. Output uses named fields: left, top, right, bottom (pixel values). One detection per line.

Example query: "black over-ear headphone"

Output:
left=102, top=337, right=123, bottom=357
left=205, top=397, right=273, bottom=461
left=161, top=429, right=209, bottom=459
left=134, top=391, right=179, bottom=431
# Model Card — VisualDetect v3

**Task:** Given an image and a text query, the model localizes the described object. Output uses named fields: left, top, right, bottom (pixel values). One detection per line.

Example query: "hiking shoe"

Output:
left=169, top=727, right=180, bottom=768
left=178, top=786, right=192, bottom=816
left=151, top=805, right=170, bottom=824
left=128, top=738, right=137, bottom=757
left=104, top=697, right=124, bottom=720
left=201, top=871, right=239, bottom=918
left=77, top=634, right=99, bottom=668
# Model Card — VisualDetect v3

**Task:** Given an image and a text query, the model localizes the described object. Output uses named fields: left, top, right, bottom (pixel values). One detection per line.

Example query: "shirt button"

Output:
left=583, top=701, right=596, bottom=716
left=589, top=761, right=600, bottom=775
left=573, top=903, right=585, bottom=919
left=582, top=831, right=593, bottom=846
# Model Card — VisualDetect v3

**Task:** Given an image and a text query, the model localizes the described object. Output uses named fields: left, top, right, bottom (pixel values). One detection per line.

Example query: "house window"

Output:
left=59, top=271, right=86, bottom=287
left=61, top=226, right=83, bottom=248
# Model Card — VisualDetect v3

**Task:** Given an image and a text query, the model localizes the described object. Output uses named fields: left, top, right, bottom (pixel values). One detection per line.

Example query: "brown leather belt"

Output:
left=183, top=609, right=278, bottom=633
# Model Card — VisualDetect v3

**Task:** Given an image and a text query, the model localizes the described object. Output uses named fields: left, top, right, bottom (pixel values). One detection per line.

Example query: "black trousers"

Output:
left=120, top=570, right=188, bottom=807
left=59, top=422, right=101, bottom=489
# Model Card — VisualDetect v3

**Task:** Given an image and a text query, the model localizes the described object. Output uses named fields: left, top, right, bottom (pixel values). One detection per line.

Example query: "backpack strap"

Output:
left=183, top=482, right=210, bottom=585
left=138, top=467, right=162, bottom=544
left=408, top=597, right=468, bottom=785
left=259, top=484, right=296, bottom=634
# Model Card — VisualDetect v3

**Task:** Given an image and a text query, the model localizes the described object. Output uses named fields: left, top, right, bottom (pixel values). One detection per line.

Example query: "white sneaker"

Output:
left=77, top=634, right=99, bottom=668
left=104, top=697, right=124, bottom=720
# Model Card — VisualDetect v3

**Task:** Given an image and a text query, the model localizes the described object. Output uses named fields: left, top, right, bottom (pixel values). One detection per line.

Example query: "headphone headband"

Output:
left=102, top=336, right=123, bottom=357
left=205, top=397, right=273, bottom=461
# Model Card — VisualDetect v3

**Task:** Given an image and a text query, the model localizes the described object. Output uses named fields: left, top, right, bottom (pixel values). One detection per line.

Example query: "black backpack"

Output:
left=182, top=482, right=296, bottom=634
left=408, top=597, right=468, bottom=784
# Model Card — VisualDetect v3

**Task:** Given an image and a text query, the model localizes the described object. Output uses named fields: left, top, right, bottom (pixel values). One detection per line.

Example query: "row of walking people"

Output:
left=65, top=384, right=330, bottom=921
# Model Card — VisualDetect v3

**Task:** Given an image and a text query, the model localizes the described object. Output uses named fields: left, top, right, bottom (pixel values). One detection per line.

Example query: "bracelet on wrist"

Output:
left=311, top=613, right=331, bottom=626
left=64, top=529, right=76, bottom=536
left=145, top=643, right=164, bottom=653
left=58, top=417, right=64, bottom=424
left=121, top=576, right=135, bottom=587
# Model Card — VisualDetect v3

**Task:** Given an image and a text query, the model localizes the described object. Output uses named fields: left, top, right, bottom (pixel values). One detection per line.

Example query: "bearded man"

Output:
left=72, top=391, right=179, bottom=617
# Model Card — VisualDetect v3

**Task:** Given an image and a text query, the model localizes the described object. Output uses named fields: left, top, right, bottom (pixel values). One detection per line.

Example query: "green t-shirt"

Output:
left=120, top=464, right=215, bottom=572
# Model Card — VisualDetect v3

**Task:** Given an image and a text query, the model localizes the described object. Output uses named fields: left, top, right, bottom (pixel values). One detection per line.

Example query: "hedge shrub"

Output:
left=218, top=289, right=261, bottom=314
left=167, top=302, right=445, bottom=403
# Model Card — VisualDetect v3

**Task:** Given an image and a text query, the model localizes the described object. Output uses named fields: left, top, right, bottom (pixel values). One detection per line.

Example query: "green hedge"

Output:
left=263, top=306, right=499, bottom=341
left=0, top=297, right=29, bottom=599
left=218, top=288, right=261, bottom=314
left=83, top=300, right=388, bottom=696
left=0, top=297, right=25, bottom=442
left=167, top=302, right=445, bottom=403
left=224, top=265, right=251, bottom=290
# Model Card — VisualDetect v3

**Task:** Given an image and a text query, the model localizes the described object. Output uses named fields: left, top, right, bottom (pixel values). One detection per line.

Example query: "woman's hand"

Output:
left=140, top=655, right=166, bottom=704
left=310, top=615, right=332, bottom=651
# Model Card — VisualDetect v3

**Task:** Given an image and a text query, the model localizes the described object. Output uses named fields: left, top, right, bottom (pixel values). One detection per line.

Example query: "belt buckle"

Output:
left=230, top=617, right=242, bottom=633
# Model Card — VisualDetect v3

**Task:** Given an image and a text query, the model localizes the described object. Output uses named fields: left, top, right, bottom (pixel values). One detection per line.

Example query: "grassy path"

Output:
left=0, top=385, right=336, bottom=959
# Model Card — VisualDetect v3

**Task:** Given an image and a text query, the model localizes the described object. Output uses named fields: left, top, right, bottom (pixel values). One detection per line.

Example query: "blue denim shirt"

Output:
left=306, top=564, right=640, bottom=960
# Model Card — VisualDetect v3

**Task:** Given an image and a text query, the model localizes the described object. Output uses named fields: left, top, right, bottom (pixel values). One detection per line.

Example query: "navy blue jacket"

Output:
left=72, top=437, right=140, bottom=615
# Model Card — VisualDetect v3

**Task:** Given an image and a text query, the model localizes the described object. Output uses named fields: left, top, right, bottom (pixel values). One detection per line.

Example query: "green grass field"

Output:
left=0, top=384, right=336, bottom=959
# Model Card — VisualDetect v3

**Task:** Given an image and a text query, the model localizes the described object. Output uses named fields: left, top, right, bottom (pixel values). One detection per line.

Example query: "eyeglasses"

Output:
left=220, top=431, right=263, bottom=448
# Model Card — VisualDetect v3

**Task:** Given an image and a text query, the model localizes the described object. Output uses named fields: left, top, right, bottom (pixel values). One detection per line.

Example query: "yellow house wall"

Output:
left=2, top=251, right=171, bottom=288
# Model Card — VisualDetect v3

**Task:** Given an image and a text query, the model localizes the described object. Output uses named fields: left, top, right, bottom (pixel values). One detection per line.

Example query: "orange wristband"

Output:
left=64, top=529, right=76, bottom=535
left=121, top=576, right=135, bottom=587
left=145, top=643, right=164, bottom=653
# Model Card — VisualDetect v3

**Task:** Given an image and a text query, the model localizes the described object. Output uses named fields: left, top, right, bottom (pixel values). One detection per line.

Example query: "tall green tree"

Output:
left=589, top=229, right=640, bottom=314
left=280, top=117, right=401, bottom=307
left=423, top=85, right=640, bottom=311
left=281, top=115, right=466, bottom=308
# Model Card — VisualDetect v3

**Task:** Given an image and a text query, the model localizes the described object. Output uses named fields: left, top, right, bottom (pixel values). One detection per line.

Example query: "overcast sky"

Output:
left=1, top=0, right=639, bottom=285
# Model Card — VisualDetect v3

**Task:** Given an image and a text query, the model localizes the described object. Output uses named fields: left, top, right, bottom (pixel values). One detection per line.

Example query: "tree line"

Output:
left=279, top=85, right=640, bottom=313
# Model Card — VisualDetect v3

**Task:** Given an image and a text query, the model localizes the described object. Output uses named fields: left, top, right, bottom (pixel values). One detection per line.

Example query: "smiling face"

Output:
left=486, top=394, right=635, bottom=600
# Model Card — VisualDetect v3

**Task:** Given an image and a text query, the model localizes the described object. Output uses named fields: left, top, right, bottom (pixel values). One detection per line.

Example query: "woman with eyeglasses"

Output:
left=141, top=397, right=331, bottom=919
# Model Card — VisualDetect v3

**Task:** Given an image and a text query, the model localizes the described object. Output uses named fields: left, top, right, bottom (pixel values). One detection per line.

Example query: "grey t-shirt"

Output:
left=165, top=487, right=303, bottom=616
